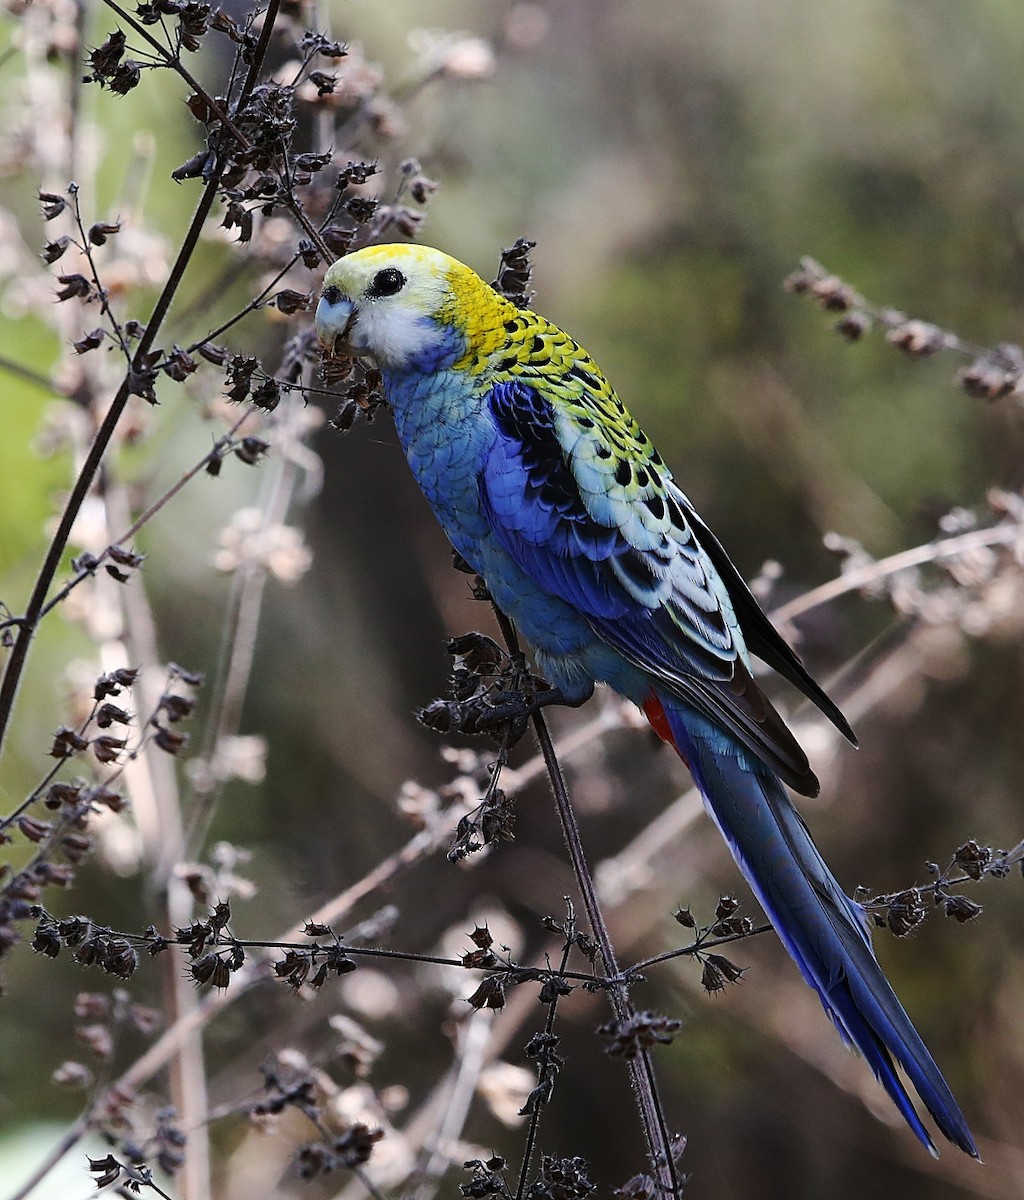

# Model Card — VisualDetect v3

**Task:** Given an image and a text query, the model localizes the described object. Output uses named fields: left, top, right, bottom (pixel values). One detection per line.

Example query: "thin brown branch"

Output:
left=0, top=0, right=286, bottom=759
left=787, top=256, right=990, bottom=359
left=771, top=520, right=1023, bottom=626
left=101, top=0, right=249, bottom=146
left=487, top=606, right=682, bottom=1196
left=786, top=256, right=1024, bottom=401
left=184, top=397, right=305, bottom=859
left=99, top=479, right=210, bottom=1200
left=24, top=411, right=258, bottom=627
left=626, top=923, right=773, bottom=976
left=0, top=184, right=219, bottom=757
left=8, top=1114, right=92, bottom=1200
left=420, top=1010, right=496, bottom=1184
left=528, top=696, right=681, bottom=1195
left=514, top=925, right=575, bottom=1200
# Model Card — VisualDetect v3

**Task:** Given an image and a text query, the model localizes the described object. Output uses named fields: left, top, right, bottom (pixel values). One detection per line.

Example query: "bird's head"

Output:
left=314, top=244, right=512, bottom=371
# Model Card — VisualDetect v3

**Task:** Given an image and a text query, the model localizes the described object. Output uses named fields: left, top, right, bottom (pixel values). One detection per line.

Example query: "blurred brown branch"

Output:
left=786, top=256, right=1024, bottom=402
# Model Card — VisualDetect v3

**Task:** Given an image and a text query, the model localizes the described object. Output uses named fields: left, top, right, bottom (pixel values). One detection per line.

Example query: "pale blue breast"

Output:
left=383, top=365, right=629, bottom=702
left=384, top=366, right=497, bottom=555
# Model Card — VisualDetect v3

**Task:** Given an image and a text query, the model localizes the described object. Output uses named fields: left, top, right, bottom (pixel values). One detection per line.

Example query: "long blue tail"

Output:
left=657, top=696, right=978, bottom=1157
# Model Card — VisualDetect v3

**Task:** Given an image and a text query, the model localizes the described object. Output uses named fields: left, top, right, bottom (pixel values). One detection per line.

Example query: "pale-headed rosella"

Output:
left=314, top=243, right=977, bottom=1158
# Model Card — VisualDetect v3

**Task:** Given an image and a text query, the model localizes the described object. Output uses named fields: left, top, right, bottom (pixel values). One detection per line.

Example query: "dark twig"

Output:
left=514, top=914, right=575, bottom=1200
left=771, top=520, right=1024, bottom=626
left=0, top=182, right=218, bottom=757
left=8, top=1115, right=92, bottom=1200
left=9, top=410, right=256, bottom=629
left=102, top=0, right=249, bottom=146
left=0, top=1, right=285, bottom=759
left=65, top=182, right=131, bottom=359
left=626, top=923, right=773, bottom=976
left=490, top=605, right=682, bottom=1198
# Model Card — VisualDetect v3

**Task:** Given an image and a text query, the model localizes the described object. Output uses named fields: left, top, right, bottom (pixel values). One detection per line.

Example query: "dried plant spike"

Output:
left=784, top=256, right=1024, bottom=411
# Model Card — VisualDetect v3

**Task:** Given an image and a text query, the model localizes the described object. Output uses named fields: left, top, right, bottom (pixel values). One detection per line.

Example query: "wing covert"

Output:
left=479, top=374, right=822, bottom=794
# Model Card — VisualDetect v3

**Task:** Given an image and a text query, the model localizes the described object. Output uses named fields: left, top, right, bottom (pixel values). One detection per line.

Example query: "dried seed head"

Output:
left=96, top=702, right=131, bottom=728
left=92, top=735, right=127, bottom=764
left=61, top=832, right=93, bottom=864
left=76, top=1022, right=114, bottom=1059
left=491, top=238, right=536, bottom=308
left=52, top=1060, right=93, bottom=1088
left=46, top=781, right=82, bottom=809
left=168, top=662, right=204, bottom=686
left=466, top=975, right=506, bottom=1010
left=954, top=839, right=992, bottom=880
left=190, top=953, right=232, bottom=989
left=233, top=436, right=270, bottom=465
left=88, top=221, right=121, bottom=246
left=18, top=815, right=51, bottom=843
left=885, top=319, right=948, bottom=358
left=886, top=889, right=927, bottom=937
left=101, top=939, right=138, bottom=979
left=55, top=274, right=91, bottom=302
left=32, top=922, right=62, bottom=957
left=153, top=724, right=189, bottom=755
left=160, top=693, right=195, bottom=723
left=809, top=275, right=855, bottom=312
left=42, top=236, right=71, bottom=264
left=597, top=1011, right=683, bottom=1056
left=943, top=895, right=983, bottom=923
left=834, top=310, right=872, bottom=341
left=88, top=785, right=127, bottom=812
left=409, top=173, right=439, bottom=204
left=958, top=357, right=1020, bottom=400
left=94, top=667, right=139, bottom=700
left=50, top=726, right=90, bottom=758
left=40, top=192, right=67, bottom=221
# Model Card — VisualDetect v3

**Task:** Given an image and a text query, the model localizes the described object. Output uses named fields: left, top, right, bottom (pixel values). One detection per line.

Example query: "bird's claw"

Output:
left=417, top=631, right=589, bottom=746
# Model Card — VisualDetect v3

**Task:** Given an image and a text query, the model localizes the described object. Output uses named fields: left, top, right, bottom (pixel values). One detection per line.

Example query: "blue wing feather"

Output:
left=480, top=379, right=821, bottom=793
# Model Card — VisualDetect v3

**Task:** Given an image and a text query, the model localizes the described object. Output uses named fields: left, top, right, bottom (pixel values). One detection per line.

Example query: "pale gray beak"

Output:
left=314, top=289, right=356, bottom=354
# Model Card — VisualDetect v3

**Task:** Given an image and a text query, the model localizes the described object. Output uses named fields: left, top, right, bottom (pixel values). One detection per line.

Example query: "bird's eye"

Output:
left=368, top=267, right=406, bottom=298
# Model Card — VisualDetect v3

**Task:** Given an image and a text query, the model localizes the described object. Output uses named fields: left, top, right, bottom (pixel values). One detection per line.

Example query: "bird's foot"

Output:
left=417, top=632, right=589, bottom=747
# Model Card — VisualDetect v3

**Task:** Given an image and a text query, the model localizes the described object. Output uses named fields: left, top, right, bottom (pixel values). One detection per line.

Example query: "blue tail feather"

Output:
left=660, top=698, right=978, bottom=1158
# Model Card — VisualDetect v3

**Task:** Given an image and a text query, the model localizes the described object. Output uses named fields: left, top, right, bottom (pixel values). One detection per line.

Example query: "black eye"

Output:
left=367, top=267, right=406, bottom=298
left=322, top=284, right=343, bottom=305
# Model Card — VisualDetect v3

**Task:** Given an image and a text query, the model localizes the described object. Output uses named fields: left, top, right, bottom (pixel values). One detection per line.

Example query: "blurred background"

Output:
left=1, top=1, right=1023, bottom=1197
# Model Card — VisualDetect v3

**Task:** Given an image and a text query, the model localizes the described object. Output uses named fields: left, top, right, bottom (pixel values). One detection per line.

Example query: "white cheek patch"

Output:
left=352, top=302, right=439, bottom=367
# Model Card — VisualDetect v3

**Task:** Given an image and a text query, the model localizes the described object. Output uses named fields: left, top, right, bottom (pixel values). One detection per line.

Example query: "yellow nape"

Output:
left=441, top=261, right=518, bottom=371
